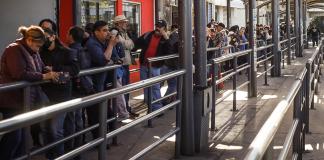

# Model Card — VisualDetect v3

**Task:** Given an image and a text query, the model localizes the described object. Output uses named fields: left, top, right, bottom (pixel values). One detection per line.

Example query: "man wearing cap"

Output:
left=113, top=15, right=138, bottom=117
left=132, top=20, right=172, bottom=112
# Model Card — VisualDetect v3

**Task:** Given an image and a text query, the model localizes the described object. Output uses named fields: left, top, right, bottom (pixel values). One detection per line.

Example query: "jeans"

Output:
left=140, top=65, right=163, bottom=111
left=64, top=109, right=83, bottom=153
left=116, top=78, right=129, bottom=117
left=0, top=110, right=25, bottom=160
left=160, top=65, right=177, bottom=97
left=43, top=113, right=66, bottom=160
left=122, top=65, right=131, bottom=112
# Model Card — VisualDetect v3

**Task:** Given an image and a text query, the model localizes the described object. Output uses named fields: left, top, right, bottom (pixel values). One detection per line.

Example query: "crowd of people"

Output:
left=0, top=15, right=179, bottom=160
left=0, top=15, right=321, bottom=160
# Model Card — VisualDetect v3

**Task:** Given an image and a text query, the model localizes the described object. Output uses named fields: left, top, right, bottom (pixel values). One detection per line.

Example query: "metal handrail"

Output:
left=147, top=54, right=179, bottom=62
left=0, top=64, right=122, bottom=92
left=245, top=39, right=323, bottom=160
left=0, top=70, right=185, bottom=133
left=244, top=68, right=307, bottom=160
left=256, top=44, right=274, bottom=52
left=213, top=49, right=252, bottom=64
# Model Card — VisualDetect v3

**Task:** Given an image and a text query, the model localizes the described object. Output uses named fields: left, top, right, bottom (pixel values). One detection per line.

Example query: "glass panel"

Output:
left=80, top=0, right=115, bottom=27
left=123, top=2, right=141, bottom=38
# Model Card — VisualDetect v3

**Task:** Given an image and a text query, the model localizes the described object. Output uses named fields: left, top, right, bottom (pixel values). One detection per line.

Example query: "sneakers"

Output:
left=117, top=114, right=129, bottom=122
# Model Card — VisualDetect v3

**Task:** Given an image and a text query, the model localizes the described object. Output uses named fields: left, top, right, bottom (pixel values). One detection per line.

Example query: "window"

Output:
left=81, top=0, right=115, bottom=27
left=123, top=2, right=141, bottom=38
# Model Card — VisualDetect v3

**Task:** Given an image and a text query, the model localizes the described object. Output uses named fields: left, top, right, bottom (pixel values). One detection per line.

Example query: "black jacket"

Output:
left=132, top=31, right=172, bottom=67
left=40, top=41, right=79, bottom=103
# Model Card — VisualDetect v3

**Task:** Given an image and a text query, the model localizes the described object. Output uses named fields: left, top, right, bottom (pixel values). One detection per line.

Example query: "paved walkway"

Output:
left=74, top=47, right=320, bottom=160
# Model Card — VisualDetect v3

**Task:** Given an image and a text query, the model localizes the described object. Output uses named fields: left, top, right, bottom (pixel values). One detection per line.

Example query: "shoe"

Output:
left=130, top=112, right=139, bottom=118
left=155, top=113, right=165, bottom=118
left=117, top=114, right=129, bottom=121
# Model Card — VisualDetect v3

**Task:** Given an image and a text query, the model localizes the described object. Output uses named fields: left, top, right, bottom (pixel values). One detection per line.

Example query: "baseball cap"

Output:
left=155, top=20, right=167, bottom=28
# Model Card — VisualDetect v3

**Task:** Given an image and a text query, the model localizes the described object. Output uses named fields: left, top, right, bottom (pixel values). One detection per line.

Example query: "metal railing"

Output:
left=244, top=39, right=323, bottom=160
left=0, top=62, right=185, bottom=159
left=146, top=54, right=179, bottom=127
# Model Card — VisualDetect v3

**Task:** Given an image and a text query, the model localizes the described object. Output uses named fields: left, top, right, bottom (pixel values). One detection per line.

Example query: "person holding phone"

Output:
left=132, top=20, right=172, bottom=113
left=39, top=28, right=79, bottom=159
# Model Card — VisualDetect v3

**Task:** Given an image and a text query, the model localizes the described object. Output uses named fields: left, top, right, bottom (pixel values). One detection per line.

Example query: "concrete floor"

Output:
left=30, top=46, right=322, bottom=160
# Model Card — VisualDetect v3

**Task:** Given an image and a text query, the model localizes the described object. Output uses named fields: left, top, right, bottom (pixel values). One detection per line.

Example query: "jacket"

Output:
left=132, top=31, right=172, bottom=67
left=40, top=40, right=79, bottom=103
left=0, top=39, right=46, bottom=110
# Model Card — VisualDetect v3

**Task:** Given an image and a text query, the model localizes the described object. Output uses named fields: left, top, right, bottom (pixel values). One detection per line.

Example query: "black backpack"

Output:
left=74, top=47, right=94, bottom=94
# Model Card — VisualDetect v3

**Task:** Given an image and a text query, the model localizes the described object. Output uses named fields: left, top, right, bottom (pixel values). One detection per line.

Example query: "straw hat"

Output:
left=114, top=15, right=128, bottom=23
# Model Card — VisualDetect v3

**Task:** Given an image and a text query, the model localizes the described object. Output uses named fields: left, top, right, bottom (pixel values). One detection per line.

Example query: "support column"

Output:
left=248, top=0, right=257, bottom=97
left=193, top=0, right=209, bottom=153
left=257, top=8, right=259, bottom=25
left=227, top=0, right=231, bottom=28
left=294, top=0, right=301, bottom=57
left=178, top=0, right=195, bottom=156
left=286, top=0, right=292, bottom=65
left=271, top=0, right=281, bottom=76
left=304, top=0, right=308, bottom=48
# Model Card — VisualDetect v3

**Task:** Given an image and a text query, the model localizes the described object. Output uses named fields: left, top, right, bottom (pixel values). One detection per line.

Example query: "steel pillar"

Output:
left=294, top=0, right=301, bottom=57
left=193, top=0, right=209, bottom=153
left=227, top=0, right=231, bottom=28
left=286, top=0, right=292, bottom=65
left=248, top=0, right=258, bottom=97
left=178, top=0, right=195, bottom=156
left=271, top=0, right=281, bottom=76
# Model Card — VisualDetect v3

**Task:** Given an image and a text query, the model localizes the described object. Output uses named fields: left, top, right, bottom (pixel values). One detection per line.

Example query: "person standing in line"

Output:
left=0, top=25, right=59, bottom=160
left=132, top=20, right=172, bottom=112
left=113, top=15, right=139, bottom=117
left=39, top=28, right=79, bottom=159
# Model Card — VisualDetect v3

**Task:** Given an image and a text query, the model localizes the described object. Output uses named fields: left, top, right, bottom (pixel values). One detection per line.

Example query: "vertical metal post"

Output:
left=248, top=0, right=258, bottom=97
left=299, top=0, right=304, bottom=53
left=232, top=57, right=237, bottom=111
left=147, top=63, right=153, bottom=127
left=175, top=76, right=183, bottom=158
left=227, top=0, right=231, bottom=28
left=293, top=89, right=301, bottom=158
left=23, top=86, right=32, bottom=160
left=257, top=8, right=259, bottom=25
left=264, top=49, right=269, bottom=86
left=112, top=69, right=118, bottom=145
left=294, top=0, right=301, bottom=57
left=211, top=62, right=216, bottom=131
left=305, top=61, right=311, bottom=132
left=304, top=1, right=308, bottom=49
left=193, top=0, right=209, bottom=153
left=271, top=0, right=281, bottom=76
left=179, top=0, right=195, bottom=155
left=98, top=100, right=108, bottom=160
left=286, top=0, right=292, bottom=65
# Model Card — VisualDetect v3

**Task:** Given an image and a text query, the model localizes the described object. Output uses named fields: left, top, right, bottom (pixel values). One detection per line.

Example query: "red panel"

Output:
left=59, top=0, right=74, bottom=44
left=116, top=0, right=123, bottom=16
left=128, top=0, right=154, bottom=34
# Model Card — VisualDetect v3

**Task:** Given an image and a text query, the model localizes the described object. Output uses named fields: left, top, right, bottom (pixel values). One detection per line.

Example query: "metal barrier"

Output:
left=244, top=39, right=323, bottom=160
left=0, top=69, right=185, bottom=160
left=209, top=49, right=252, bottom=130
left=146, top=54, right=179, bottom=127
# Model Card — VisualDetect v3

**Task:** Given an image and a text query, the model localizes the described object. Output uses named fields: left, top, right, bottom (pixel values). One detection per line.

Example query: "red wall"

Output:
left=130, top=0, right=154, bottom=34
left=59, top=0, right=73, bottom=43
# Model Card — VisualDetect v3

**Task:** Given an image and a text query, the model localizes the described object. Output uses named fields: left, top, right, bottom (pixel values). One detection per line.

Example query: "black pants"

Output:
left=312, top=37, right=319, bottom=47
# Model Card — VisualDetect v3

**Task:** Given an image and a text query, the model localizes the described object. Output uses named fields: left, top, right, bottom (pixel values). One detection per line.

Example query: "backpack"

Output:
left=74, top=47, right=94, bottom=94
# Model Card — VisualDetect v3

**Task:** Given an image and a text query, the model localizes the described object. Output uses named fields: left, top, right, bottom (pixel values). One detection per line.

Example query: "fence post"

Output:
left=211, top=62, right=216, bottom=131
left=232, top=57, right=237, bottom=111
left=98, top=100, right=108, bottom=160
left=293, top=88, right=302, bottom=159
left=112, top=69, right=118, bottom=145
left=264, top=48, right=269, bottom=86
left=305, top=61, right=311, bottom=132
left=175, top=76, right=183, bottom=158
left=23, top=86, right=32, bottom=160
left=147, top=63, right=153, bottom=128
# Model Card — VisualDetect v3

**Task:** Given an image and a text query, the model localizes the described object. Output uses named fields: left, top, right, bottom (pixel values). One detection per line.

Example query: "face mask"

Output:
left=43, top=38, right=52, bottom=49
